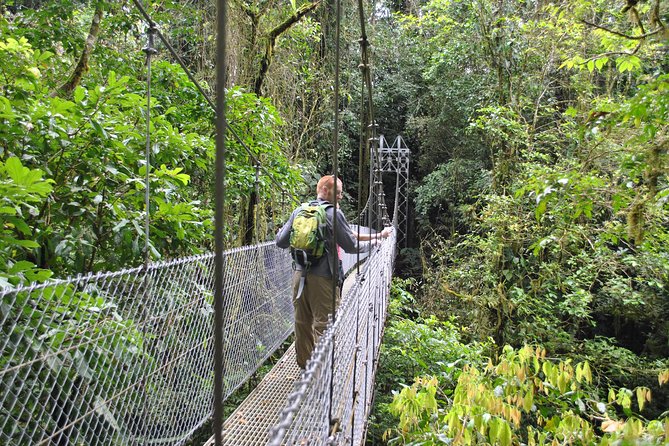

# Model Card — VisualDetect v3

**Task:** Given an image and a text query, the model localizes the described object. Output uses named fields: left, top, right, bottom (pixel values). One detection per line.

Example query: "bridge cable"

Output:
left=213, top=0, right=229, bottom=444
left=129, top=0, right=300, bottom=207
left=328, top=0, right=343, bottom=436
left=362, top=29, right=382, bottom=442
left=254, top=162, right=261, bottom=243
left=140, top=20, right=158, bottom=446
left=351, top=0, right=372, bottom=439
left=351, top=36, right=366, bottom=446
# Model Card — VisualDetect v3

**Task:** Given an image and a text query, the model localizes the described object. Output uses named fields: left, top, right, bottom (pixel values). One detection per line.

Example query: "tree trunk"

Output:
left=244, top=191, right=257, bottom=245
left=52, top=5, right=103, bottom=97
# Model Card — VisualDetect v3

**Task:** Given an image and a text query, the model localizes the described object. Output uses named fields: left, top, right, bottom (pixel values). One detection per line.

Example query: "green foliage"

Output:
left=390, top=0, right=493, bottom=175
left=382, top=279, right=490, bottom=389
left=425, top=149, right=669, bottom=352
left=558, top=0, right=665, bottom=77
left=367, top=279, right=490, bottom=443
left=403, top=1, right=669, bottom=431
left=414, top=159, right=489, bottom=235
left=385, top=345, right=668, bottom=445
left=0, top=157, right=53, bottom=287
left=0, top=17, right=301, bottom=277
left=5, top=63, right=217, bottom=272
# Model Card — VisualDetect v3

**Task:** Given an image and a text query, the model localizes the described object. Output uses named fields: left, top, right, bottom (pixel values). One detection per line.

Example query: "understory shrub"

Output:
left=367, top=279, right=490, bottom=444
left=385, top=345, right=668, bottom=445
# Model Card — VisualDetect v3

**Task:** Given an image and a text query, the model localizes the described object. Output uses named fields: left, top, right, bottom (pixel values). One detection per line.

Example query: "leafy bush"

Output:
left=419, top=69, right=669, bottom=407
left=0, top=157, right=53, bottom=287
left=421, top=157, right=669, bottom=415
left=367, top=279, right=490, bottom=443
left=0, top=24, right=301, bottom=278
left=386, top=345, right=669, bottom=445
left=414, top=159, right=490, bottom=236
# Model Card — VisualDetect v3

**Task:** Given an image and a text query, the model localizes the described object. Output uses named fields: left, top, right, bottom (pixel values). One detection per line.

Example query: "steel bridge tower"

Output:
left=376, top=135, right=410, bottom=248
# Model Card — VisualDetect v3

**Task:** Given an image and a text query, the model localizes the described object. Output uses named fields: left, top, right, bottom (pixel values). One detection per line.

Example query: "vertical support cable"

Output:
left=372, top=131, right=381, bottom=230
left=213, top=0, right=228, bottom=444
left=328, top=0, right=342, bottom=433
left=142, top=25, right=157, bottom=269
left=352, top=0, right=372, bottom=437
left=372, top=270, right=380, bottom=385
left=350, top=57, right=365, bottom=446
left=254, top=162, right=261, bottom=242
left=364, top=293, right=373, bottom=439
left=356, top=75, right=365, bottom=269
left=367, top=129, right=376, bottom=231
left=370, top=133, right=385, bottom=426
left=350, top=274, right=361, bottom=445
left=140, top=22, right=157, bottom=446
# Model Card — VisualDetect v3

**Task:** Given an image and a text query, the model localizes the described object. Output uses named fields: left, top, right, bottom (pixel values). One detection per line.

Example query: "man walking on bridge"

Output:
left=276, top=175, right=391, bottom=368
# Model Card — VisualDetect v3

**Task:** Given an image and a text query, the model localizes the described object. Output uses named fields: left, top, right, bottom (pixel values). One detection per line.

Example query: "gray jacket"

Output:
left=275, top=199, right=373, bottom=278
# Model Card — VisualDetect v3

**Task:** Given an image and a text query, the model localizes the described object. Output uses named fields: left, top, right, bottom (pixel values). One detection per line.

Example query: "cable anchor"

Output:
left=143, top=24, right=159, bottom=56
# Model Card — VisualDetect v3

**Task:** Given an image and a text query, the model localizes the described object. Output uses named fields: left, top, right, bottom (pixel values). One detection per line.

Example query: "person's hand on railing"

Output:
left=370, top=227, right=393, bottom=247
left=379, top=226, right=393, bottom=239
left=374, top=226, right=393, bottom=242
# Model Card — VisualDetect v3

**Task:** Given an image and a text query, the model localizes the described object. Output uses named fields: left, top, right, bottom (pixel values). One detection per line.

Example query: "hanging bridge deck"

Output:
left=1, top=235, right=395, bottom=446
left=203, top=345, right=301, bottom=446
left=204, top=273, right=360, bottom=446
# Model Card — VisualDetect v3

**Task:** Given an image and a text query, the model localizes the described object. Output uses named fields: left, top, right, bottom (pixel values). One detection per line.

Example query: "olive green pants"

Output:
left=292, top=272, right=340, bottom=368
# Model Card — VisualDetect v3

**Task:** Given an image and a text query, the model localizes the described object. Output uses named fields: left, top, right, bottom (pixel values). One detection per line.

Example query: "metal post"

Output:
left=213, top=0, right=228, bottom=444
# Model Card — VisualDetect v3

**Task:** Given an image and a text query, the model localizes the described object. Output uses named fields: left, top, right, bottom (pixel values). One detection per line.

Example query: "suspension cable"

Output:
left=328, top=0, right=343, bottom=434
left=129, top=0, right=299, bottom=206
left=357, top=0, right=375, bottom=132
left=140, top=21, right=158, bottom=446
left=356, top=73, right=366, bottom=266
left=356, top=0, right=371, bottom=268
left=213, top=0, right=228, bottom=444
left=350, top=0, right=373, bottom=438
left=253, top=162, right=261, bottom=243
left=142, top=25, right=157, bottom=270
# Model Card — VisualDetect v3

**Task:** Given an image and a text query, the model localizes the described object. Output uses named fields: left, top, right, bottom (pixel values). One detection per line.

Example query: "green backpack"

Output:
left=289, top=201, right=332, bottom=265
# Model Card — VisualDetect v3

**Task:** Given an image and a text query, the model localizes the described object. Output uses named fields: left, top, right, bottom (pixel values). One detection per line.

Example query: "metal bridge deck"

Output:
left=204, top=272, right=362, bottom=446
left=203, top=345, right=301, bottom=446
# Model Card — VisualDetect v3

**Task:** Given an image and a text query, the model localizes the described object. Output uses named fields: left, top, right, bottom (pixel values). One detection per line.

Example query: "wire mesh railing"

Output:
left=1, top=242, right=294, bottom=446
left=268, top=227, right=396, bottom=445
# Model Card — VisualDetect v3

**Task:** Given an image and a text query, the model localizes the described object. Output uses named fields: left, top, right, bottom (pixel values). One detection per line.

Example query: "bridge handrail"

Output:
left=0, top=242, right=293, bottom=446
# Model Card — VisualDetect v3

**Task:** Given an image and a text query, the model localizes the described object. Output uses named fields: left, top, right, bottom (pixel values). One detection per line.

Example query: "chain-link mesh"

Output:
left=1, top=242, right=294, bottom=446
left=268, top=228, right=396, bottom=446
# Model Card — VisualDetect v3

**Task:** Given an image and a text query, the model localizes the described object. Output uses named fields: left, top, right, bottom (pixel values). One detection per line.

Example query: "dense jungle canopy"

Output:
left=1, top=0, right=668, bottom=444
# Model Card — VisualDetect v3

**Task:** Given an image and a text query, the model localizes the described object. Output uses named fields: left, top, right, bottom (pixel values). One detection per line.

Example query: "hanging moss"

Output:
left=626, top=200, right=645, bottom=246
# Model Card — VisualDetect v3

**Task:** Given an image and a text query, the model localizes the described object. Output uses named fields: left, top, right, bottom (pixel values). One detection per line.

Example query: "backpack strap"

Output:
left=294, top=250, right=309, bottom=300
left=309, top=199, right=333, bottom=210
left=314, top=201, right=334, bottom=237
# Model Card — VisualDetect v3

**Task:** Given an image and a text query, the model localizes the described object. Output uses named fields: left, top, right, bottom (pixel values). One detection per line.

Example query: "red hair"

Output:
left=316, top=175, right=342, bottom=199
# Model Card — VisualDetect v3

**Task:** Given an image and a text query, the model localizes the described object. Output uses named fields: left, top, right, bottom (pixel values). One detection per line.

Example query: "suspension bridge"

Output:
left=1, top=137, right=410, bottom=446
left=1, top=0, right=412, bottom=443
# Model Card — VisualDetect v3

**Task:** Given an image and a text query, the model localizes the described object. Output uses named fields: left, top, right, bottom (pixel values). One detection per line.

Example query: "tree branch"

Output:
left=577, top=42, right=642, bottom=66
left=581, top=19, right=663, bottom=40
left=268, top=1, right=320, bottom=41
left=253, top=1, right=320, bottom=95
